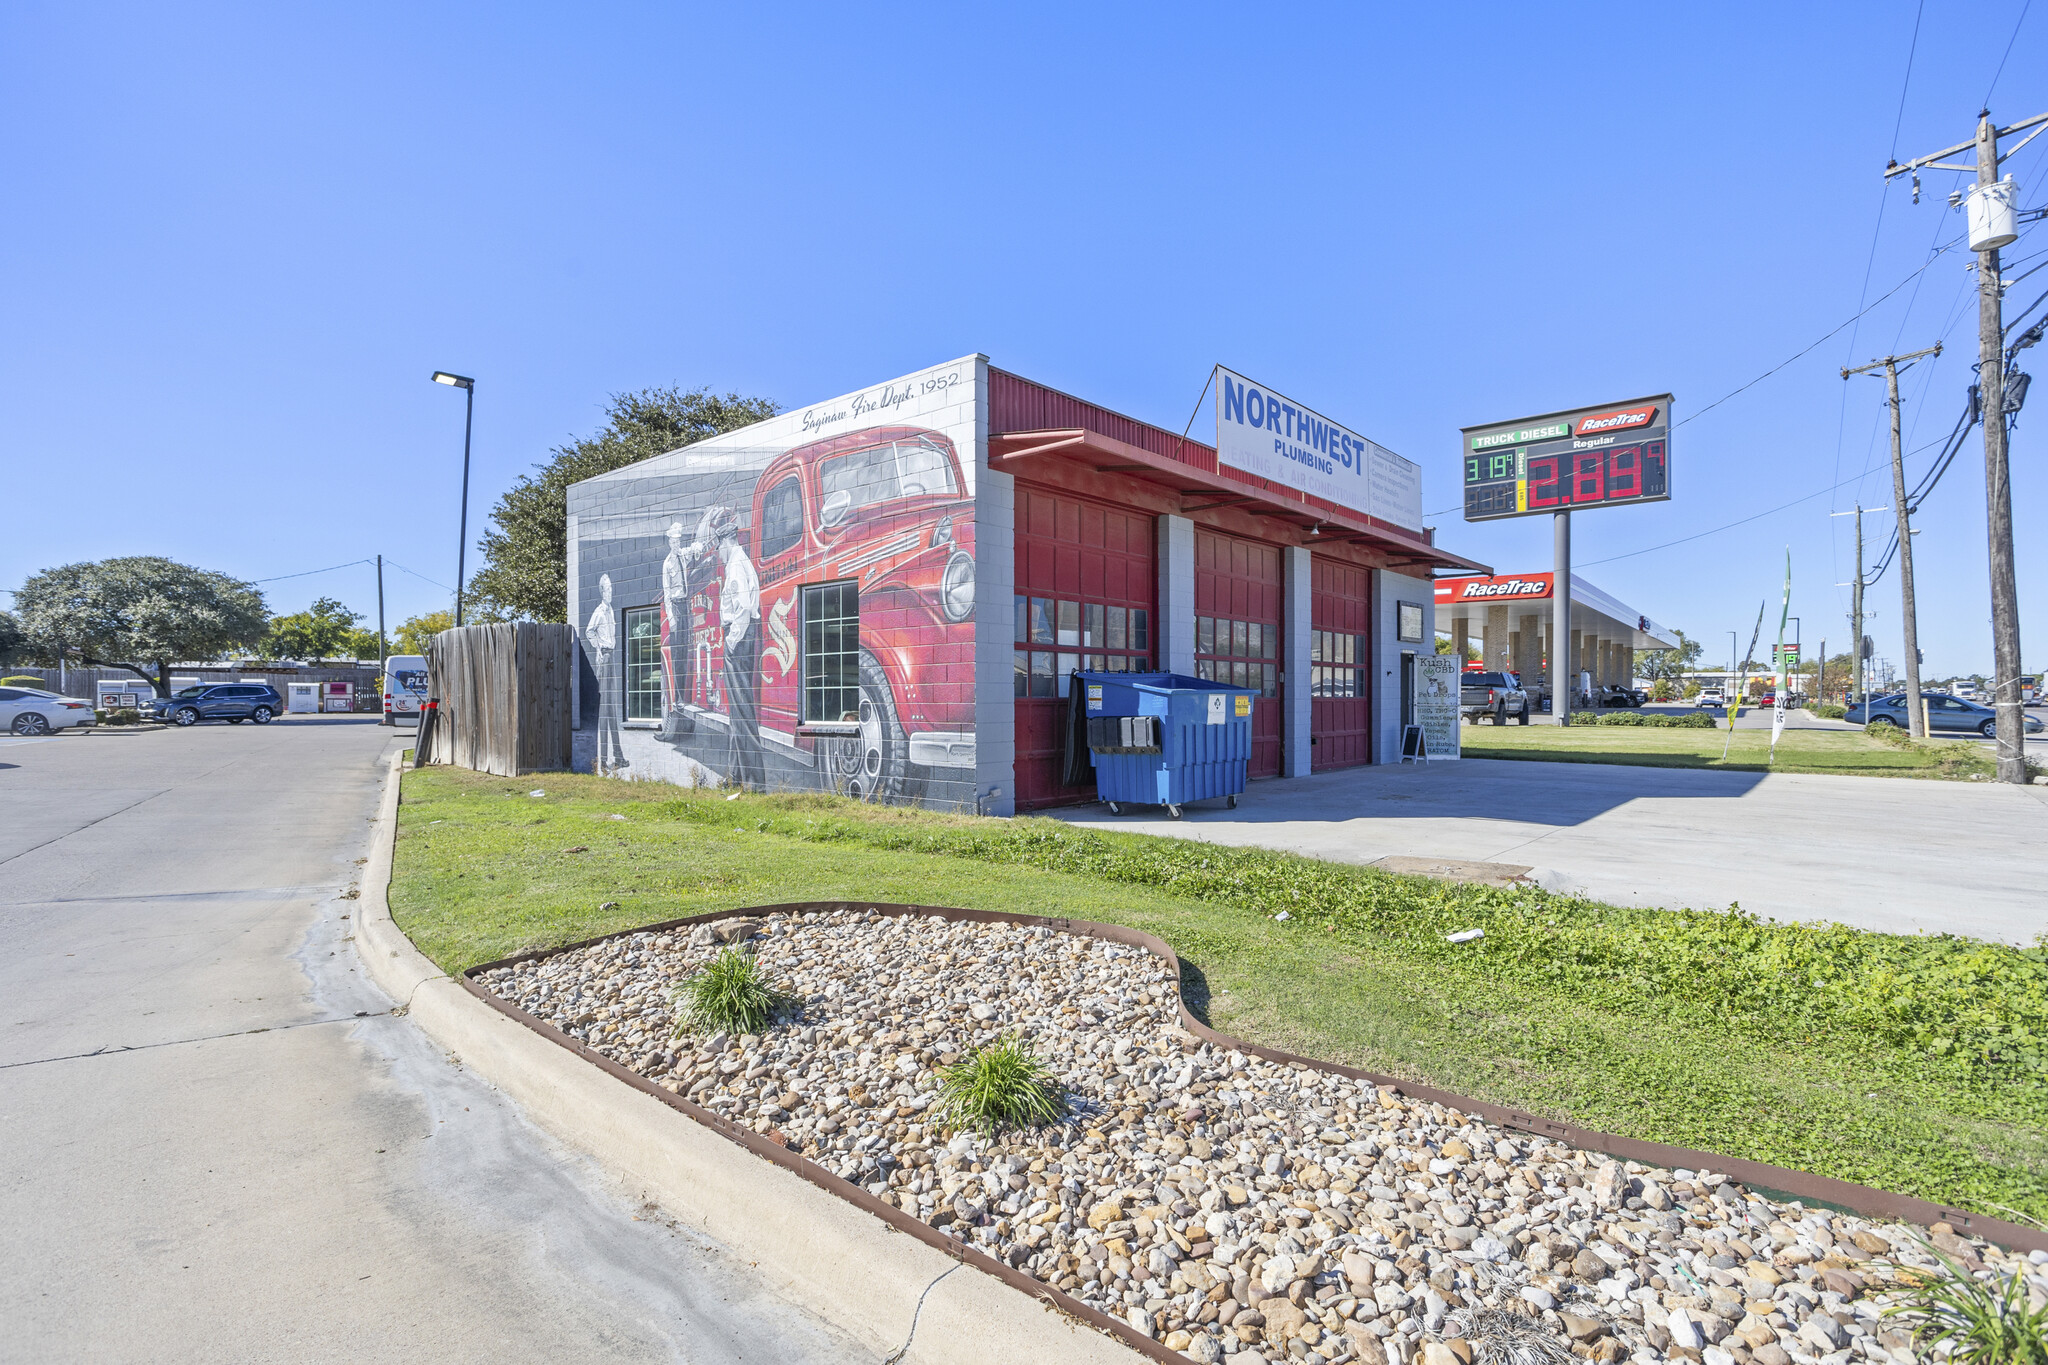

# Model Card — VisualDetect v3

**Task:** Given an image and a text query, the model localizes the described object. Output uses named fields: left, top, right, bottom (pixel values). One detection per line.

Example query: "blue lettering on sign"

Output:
left=1222, top=374, right=1247, bottom=424
left=1219, top=370, right=1368, bottom=482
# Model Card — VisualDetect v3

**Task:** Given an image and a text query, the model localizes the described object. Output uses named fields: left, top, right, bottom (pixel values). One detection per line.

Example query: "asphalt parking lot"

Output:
left=0, top=716, right=871, bottom=1362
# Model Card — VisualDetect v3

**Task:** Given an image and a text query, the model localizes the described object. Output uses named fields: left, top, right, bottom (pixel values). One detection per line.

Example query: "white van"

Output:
left=382, top=655, right=428, bottom=725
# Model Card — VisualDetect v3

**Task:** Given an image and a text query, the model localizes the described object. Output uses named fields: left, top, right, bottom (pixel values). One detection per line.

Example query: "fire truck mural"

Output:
left=569, top=358, right=981, bottom=810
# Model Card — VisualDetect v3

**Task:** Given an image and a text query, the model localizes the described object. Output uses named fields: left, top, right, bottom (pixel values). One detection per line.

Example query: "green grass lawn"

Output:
left=1460, top=719, right=2005, bottom=779
left=389, top=767, right=2048, bottom=1222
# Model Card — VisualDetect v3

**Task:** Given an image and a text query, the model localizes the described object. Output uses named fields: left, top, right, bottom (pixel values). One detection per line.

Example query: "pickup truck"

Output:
left=1460, top=671, right=1529, bottom=725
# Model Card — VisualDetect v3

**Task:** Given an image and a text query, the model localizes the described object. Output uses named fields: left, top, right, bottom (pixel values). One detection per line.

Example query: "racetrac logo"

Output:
left=1436, top=574, right=1553, bottom=602
left=1575, top=405, right=1658, bottom=436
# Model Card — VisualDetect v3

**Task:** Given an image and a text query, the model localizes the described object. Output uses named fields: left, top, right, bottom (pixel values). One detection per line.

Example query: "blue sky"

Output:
left=3, top=3, right=2042, bottom=679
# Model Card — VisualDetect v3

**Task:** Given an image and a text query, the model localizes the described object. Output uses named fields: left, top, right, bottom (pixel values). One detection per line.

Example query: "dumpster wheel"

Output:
left=1227, top=794, right=1238, bottom=809
left=1167, top=804, right=1184, bottom=819
left=1106, top=800, right=1123, bottom=815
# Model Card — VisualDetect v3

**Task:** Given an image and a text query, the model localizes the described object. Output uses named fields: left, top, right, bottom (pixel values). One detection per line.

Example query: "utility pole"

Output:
left=377, top=554, right=388, bottom=668
left=1832, top=506, right=1881, bottom=715
left=1843, top=343, right=1940, bottom=736
left=1889, top=108, right=2045, bottom=782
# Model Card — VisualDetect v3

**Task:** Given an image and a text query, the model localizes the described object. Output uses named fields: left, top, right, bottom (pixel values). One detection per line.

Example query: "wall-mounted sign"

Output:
left=1397, top=601, right=1425, bottom=643
left=1433, top=573, right=1555, bottom=604
left=1459, top=395, right=1673, bottom=522
left=1215, top=366, right=1423, bottom=531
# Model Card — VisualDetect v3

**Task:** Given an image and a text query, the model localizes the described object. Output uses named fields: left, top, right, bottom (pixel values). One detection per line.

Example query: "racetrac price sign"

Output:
left=1459, top=395, right=1673, bottom=522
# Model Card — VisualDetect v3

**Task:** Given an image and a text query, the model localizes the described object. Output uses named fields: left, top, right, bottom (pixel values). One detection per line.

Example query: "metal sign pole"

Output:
left=1554, top=510, right=1571, bottom=725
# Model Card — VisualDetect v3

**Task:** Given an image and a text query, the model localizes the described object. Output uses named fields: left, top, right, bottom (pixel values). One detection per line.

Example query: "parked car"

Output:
left=0, top=685, right=96, bottom=735
left=1695, top=688, right=1725, bottom=708
left=1459, top=671, right=1529, bottom=725
left=383, top=654, right=428, bottom=725
left=1596, top=684, right=1647, bottom=708
left=151, top=683, right=284, bottom=727
left=1846, top=691, right=2044, bottom=737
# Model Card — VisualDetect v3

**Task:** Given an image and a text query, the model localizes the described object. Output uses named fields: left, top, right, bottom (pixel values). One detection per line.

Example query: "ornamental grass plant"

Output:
left=1885, top=1243, right=2048, bottom=1365
left=934, top=1035, right=1065, bottom=1134
left=670, top=947, right=794, bottom=1037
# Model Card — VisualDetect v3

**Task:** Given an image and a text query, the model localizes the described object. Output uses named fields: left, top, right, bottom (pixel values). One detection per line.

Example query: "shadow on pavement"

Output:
left=1064, top=756, right=1770, bottom=831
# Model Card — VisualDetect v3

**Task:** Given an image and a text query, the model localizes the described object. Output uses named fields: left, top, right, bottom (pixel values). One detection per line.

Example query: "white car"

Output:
left=1695, top=688, right=1725, bottom=708
left=0, top=684, right=97, bottom=736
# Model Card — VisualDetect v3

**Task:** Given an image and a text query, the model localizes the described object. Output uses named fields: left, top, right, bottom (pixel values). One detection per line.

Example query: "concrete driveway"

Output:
left=0, top=717, right=871, bottom=1363
left=1054, top=756, right=2048, bottom=945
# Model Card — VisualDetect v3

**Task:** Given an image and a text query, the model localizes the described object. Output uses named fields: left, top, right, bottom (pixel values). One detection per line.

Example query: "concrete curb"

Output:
left=355, top=755, right=1140, bottom=1365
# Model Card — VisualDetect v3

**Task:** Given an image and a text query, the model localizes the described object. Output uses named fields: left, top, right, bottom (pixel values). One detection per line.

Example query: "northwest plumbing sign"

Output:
left=1214, top=367, right=1423, bottom=531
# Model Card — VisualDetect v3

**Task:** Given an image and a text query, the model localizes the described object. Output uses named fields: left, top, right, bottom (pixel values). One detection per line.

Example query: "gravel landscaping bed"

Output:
left=475, top=907, right=2046, bottom=1365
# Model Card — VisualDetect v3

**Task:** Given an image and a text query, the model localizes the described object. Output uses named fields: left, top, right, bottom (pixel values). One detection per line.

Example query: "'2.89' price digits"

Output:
left=1525, top=440, right=1664, bottom=509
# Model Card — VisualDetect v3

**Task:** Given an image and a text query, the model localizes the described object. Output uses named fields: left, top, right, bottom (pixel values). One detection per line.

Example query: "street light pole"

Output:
left=432, top=372, right=477, bottom=627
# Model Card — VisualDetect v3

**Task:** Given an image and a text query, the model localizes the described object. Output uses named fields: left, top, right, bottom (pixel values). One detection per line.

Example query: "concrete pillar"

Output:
left=970, top=371, right=1017, bottom=815
left=1157, top=514, right=1195, bottom=675
left=1372, top=570, right=1433, bottom=763
left=1571, top=630, right=1583, bottom=689
left=1448, top=613, right=1472, bottom=662
left=1282, top=546, right=1312, bottom=777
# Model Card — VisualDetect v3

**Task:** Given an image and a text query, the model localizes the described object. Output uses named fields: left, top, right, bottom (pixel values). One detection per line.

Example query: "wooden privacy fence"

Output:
left=420, top=624, right=573, bottom=776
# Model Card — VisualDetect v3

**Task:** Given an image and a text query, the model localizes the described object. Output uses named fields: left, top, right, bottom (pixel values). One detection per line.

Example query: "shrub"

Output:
left=934, top=1035, right=1065, bottom=1134
left=1571, top=711, right=1714, bottom=729
left=1810, top=703, right=1848, bottom=720
left=670, top=947, right=795, bottom=1037
left=1884, top=1242, right=2048, bottom=1364
left=104, top=707, right=142, bottom=727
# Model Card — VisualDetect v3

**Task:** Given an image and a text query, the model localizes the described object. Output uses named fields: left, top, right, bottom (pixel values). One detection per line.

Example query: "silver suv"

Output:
left=1459, top=671, right=1529, bottom=725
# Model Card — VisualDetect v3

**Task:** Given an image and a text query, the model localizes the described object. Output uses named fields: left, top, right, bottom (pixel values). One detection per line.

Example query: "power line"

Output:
left=1891, top=0, right=1926, bottom=161
left=253, top=558, right=374, bottom=583
left=382, top=559, right=453, bottom=592
left=1678, top=236, right=1962, bottom=431
left=1579, top=430, right=1956, bottom=569
left=1984, top=0, right=2034, bottom=108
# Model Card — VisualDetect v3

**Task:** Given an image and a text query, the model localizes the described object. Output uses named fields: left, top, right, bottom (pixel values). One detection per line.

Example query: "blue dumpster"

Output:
left=1077, top=671, right=1257, bottom=818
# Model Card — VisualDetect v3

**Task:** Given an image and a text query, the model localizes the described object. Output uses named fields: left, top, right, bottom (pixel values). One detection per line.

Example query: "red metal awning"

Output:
left=988, top=427, right=1489, bottom=576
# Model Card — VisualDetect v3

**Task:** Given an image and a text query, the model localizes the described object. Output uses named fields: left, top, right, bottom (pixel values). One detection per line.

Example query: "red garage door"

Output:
left=1193, top=530, right=1282, bottom=780
left=1013, top=485, right=1156, bottom=809
left=1310, top=558, right=1372, bottom=770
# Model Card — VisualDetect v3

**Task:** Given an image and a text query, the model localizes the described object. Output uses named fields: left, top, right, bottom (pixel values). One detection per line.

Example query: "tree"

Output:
left=261, top=596, right=380, bottom=660
left=0, top=610, right=24, bottom=666
left=393, top=610, right=452, bottom=657
left=467, top=386, right=781, bottom=623
left=14, top=557, right=269, bottom=696
left=1639, top=629, right=1703, bottom=684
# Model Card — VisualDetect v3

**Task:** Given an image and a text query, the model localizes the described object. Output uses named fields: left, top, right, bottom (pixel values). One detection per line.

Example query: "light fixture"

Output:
left=432, top=370, right=478, bottom=625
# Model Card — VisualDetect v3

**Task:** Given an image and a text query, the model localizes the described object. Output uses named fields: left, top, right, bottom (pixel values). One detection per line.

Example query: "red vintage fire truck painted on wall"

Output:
left=749, top=424, right=976, bottom=801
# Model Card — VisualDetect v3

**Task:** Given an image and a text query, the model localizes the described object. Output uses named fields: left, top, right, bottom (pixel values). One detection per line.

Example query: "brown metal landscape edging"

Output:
left=460, top=900, right=2046, bottom=1359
